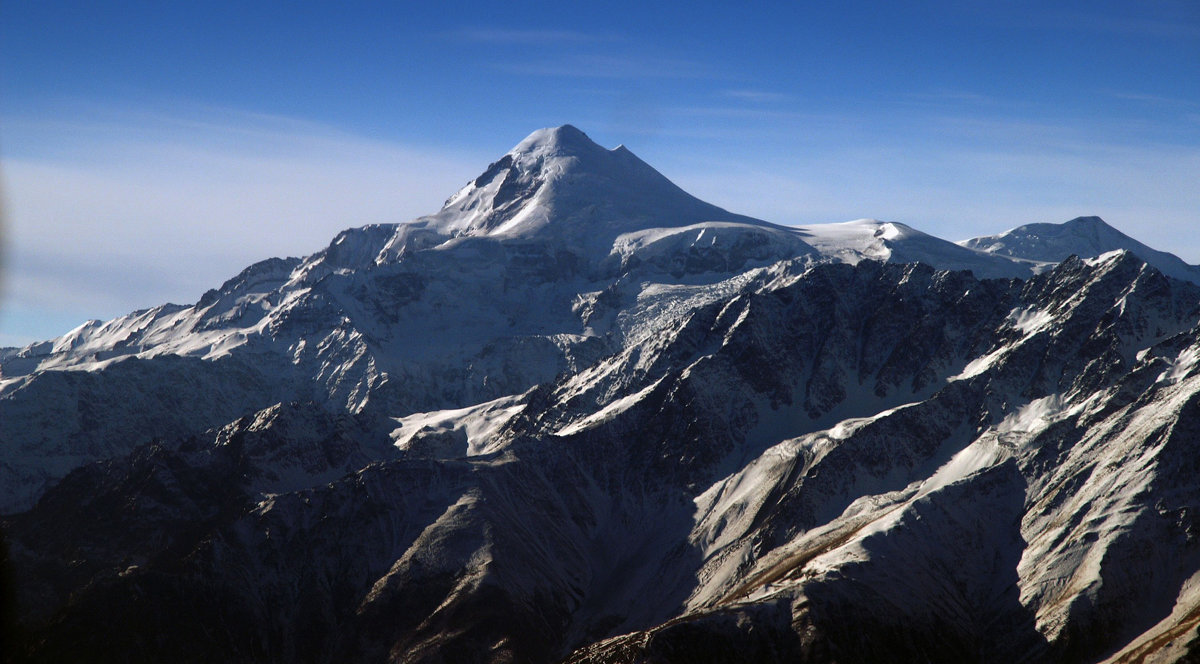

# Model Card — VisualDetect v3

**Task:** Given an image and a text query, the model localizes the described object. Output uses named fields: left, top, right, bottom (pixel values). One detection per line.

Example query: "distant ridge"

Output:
left=961, top=215, right=1200, bottom=285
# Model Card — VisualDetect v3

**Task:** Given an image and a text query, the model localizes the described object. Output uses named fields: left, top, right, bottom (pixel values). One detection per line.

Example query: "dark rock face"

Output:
left=6, top=251, right=1200, bottom=664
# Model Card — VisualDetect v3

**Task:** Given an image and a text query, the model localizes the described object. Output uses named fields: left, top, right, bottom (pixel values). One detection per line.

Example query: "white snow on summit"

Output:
left=391, top=124, right=784, bottom=255
left=961, top=215, right=1200, bottom=285
left=795, top=218, right=1035, bottom=279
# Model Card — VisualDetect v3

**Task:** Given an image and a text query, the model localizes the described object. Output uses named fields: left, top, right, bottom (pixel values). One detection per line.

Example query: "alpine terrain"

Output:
left=4, top=125, right=1200, bottom=663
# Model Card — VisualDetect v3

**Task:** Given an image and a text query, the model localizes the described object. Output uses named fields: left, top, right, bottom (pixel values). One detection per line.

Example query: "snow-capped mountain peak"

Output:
left=961, top=215, right=1200, bottom=285
left=507, top=123, right=609, bottom=160
left=413, top=125, right=776, bottom=251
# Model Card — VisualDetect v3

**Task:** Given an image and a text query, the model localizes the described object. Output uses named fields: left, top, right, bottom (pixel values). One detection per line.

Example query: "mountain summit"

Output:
left=412, top=125, right=777, bottom=250
left=962, top=215, right=1200, bottom=285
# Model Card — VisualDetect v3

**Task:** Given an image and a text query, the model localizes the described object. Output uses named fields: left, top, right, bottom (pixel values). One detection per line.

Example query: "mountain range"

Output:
left=4, top=125, right=1200, bottom=663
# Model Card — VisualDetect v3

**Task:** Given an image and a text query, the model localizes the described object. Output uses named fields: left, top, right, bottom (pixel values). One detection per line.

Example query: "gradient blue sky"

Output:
left=2, top=0, right=1198, bottom=346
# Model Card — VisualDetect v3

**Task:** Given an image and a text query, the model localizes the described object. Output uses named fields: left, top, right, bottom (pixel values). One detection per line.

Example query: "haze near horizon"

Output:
left=1, top=0, right=1197, bottom=346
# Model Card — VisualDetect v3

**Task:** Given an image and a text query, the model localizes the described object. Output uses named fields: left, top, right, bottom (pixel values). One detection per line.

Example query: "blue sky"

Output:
left=2, top=0, right=1198, bottom=346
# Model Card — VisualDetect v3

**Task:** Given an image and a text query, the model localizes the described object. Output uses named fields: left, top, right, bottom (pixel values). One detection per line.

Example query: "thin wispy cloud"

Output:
left=0, top=105, right=482, bottom=345
left=1057, top=11, right=1200, bottom=38
left=722, top=89, right=791, bottom=103
left=904, top=90, right=997, bottom=105
left=490, top=54, right=714, bottom=80
left=666, top=105, right=828, bottom=121
left=931, top=111, right=1200, bottom=150
left=985, top=4, right=1200, bottom=39
left=444, top=27, right=616, bottom=45
left=1105, top=90, right=1200, bottom=107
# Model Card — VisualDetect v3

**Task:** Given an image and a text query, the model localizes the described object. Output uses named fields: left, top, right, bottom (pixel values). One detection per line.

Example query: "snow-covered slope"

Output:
left=797, top=218, right=1036, bottom=279
left=962, top=215, right=1200, bottom=285
left=6, top=126, right=1200, bottom=663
